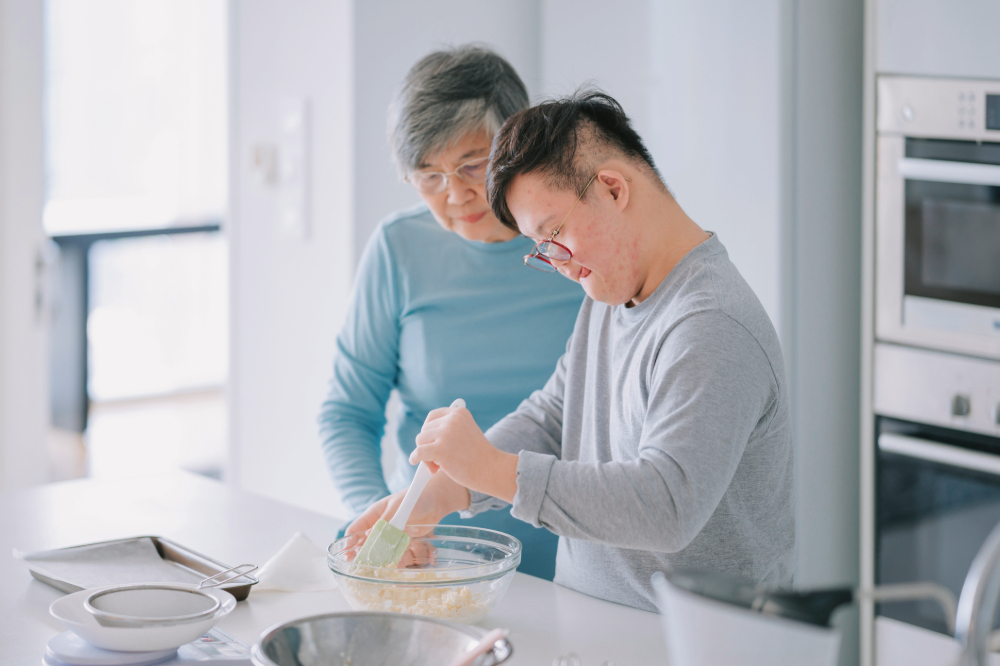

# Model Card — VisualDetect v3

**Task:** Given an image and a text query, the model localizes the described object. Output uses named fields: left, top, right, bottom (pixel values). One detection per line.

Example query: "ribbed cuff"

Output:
left=459, top=490, right=509, bottom=519
left=509, top=450, right=556, bottom=527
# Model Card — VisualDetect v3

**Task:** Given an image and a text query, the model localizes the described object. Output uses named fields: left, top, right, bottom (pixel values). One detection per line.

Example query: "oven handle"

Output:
left=898, top=157, right=1000, bottom=187
left=879, top=433, right=1000, bottom=476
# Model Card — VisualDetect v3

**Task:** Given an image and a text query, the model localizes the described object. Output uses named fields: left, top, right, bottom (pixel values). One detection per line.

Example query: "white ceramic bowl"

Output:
left=651, top=572, right=842, bottom=666
left=85, top=584, right=221, bottom=627
left=50, top=586, right=236, bottom=652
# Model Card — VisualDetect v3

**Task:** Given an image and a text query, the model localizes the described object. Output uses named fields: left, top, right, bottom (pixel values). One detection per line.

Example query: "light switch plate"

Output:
left=277, top=98, right=310, bottom=240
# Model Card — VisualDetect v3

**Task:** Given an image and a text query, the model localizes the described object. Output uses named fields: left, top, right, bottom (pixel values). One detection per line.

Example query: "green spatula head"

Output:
left=352, top=401, right=465, bottom=570
left=353, top=518, right=410, bottom=568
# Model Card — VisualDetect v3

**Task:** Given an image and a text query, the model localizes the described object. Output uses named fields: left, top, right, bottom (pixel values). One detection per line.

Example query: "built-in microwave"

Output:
left=875, top=76, right=1000, bottom=361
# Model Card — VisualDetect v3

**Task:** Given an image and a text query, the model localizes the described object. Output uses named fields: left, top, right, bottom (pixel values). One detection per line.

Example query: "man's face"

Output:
left=507, top=171, right=643, bottom=306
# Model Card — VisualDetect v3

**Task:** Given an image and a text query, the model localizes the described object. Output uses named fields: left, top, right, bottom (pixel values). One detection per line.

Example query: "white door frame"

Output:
left=0, top=0, right=49, bottom=491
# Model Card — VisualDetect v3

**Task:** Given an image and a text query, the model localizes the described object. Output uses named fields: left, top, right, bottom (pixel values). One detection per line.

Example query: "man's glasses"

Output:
left=407, top=157, right=489, bottom=195
left=523, top=174, right=598, bottom=272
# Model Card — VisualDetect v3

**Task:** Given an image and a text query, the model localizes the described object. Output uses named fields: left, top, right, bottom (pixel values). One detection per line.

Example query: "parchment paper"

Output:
left=254, top=532, right=337, bottom=592
left=14, top=537, right=204, bottom=589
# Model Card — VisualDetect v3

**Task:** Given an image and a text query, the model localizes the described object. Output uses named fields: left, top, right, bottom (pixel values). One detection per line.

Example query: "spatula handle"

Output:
left=389, top=398, right=465, bottom=531
left=389, top=462, right=432, bottom=530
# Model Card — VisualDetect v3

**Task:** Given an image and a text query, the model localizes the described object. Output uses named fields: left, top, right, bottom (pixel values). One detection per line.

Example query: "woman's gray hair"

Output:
left=388, top=45, right=529, bottom=177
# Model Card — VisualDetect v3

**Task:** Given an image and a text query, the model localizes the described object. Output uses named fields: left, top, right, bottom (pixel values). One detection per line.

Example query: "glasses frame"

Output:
left=406, top=156, right=490, bottom=196
left=523, top=174, right=598, bottom=272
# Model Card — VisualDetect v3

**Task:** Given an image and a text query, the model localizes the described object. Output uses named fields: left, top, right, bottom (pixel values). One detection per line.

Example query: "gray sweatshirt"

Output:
left=465, top=234, right=795, bottom=611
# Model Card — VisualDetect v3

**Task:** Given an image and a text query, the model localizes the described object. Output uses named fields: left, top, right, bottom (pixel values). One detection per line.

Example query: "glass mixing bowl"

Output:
left=327, top=525, right=521, bottom=624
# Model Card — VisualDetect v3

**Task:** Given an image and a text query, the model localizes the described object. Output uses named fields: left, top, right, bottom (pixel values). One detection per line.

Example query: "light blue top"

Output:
left=319, top=204, right=585, bottom=516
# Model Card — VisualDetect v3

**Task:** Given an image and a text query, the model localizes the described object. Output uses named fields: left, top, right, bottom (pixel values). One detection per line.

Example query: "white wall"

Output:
left=792, top=0, right=863, bottom=590
left=540, top=0, right=651, bottom=134
left=352, top=0, right=542, bottom=260
left=645, top=0, right=786, bottom=333
left=228, top=0, right=354, bottom=519
left=0, top=0, right=49, bottom=492
left=792, top=2, right=864, bottom=663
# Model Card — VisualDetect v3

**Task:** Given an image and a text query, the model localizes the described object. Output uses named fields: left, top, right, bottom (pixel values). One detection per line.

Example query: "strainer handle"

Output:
left=482, top=636, right=513, bottom=665
left=198, top=563, right=258, bottom=589
left=448, top=628, right=511, bottom=666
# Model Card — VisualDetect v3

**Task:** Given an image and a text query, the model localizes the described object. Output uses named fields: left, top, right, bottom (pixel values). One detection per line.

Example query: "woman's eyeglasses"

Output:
left=407, top=157, right=489, bottom=195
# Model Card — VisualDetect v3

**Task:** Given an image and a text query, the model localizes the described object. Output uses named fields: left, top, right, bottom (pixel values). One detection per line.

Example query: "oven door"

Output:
left=876, top=417, right=1000, bottom=635
left=875, top=135, right=1000, bottom=360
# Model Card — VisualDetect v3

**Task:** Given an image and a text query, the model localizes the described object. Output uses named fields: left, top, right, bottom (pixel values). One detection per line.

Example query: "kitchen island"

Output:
left=0, top=471, right=664, bottom=664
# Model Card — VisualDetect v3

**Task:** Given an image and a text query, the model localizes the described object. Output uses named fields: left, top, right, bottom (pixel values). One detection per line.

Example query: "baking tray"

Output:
left=25, top=536, right=259, bottom=601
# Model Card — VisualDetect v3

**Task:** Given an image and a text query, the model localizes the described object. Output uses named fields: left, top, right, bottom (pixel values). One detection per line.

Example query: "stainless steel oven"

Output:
left=876, top=415, right=1000, bottom=635
left=876, top=76, right=1000, bottom=360
left=874, top=337, right=1000, bottom=638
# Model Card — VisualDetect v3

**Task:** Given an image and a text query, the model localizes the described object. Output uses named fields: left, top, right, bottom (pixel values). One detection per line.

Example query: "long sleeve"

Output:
left=507, top=311, right=778, bottom=553
left=470, top=234, right=794, bottom=610
left=319, top=228, right=402, bottom=516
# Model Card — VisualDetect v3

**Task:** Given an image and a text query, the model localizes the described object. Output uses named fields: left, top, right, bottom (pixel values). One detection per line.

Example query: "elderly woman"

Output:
left=319, top=46, right=583, bottom=580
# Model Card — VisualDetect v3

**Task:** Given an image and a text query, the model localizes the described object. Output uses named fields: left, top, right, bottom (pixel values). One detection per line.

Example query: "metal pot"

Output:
left=251, top=611, right=513, bottom=666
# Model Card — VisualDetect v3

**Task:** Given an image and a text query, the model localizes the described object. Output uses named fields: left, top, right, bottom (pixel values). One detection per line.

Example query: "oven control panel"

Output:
left=875, top=342, right=1000, bottom=437
left=878, top=76, right=1000, bottom=142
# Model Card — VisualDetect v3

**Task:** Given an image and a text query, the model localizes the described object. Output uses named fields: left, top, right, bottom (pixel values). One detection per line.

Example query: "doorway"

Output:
left=44, top=0, right=229, bottom=481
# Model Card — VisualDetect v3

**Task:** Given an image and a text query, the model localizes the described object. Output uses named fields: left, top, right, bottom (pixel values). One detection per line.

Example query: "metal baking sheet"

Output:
left=21, top=536, right=258, bottom=601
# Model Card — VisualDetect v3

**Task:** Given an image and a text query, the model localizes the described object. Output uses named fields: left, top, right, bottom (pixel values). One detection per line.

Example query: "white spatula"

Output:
left=353, top=398, right=465, bottom=568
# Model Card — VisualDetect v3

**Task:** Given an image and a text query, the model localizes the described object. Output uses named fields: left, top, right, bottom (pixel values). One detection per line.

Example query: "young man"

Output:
left=348, top=91, right=794, bottom=612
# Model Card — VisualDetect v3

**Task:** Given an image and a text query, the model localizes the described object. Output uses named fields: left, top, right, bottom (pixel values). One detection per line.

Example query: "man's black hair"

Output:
left=486, top=90, right=663, bottom=232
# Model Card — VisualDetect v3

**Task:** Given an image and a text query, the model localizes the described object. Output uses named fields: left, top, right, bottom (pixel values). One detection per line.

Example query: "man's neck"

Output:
left=629, top=192, right=710, bottom=307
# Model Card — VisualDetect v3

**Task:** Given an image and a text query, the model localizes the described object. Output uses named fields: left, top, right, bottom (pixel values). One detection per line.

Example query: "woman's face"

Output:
left=413, top=131, right=518, bottom=244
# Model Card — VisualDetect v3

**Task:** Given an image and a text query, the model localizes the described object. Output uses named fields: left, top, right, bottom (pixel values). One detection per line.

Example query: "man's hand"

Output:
left=345, top=470, right=470, bottom=537
left=409, top=405, right=519, bottom=503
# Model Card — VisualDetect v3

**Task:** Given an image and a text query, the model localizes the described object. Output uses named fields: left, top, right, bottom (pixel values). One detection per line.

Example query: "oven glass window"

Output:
left=904, top=139, right=1000, bottom=309
left=877, top=420, right=1000, bottom=634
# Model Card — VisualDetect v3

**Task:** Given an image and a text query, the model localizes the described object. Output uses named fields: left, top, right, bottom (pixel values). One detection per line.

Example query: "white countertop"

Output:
left=0, top=471, right=665, bottom=664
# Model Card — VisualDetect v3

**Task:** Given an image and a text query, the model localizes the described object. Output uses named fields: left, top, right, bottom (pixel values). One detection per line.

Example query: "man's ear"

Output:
left=598, top=170, right=630, bottom=212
